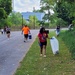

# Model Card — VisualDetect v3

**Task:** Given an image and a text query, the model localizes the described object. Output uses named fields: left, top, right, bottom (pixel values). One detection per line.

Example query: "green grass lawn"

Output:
left=14, top=31, right=75, bottom=75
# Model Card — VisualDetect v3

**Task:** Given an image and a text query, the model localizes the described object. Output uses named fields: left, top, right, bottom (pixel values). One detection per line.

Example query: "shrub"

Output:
left=60, top=30, right=75, bottom=59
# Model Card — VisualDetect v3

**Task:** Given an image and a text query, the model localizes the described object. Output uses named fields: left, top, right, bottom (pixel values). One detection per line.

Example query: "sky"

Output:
left=13, top=0, right=41, bottom=12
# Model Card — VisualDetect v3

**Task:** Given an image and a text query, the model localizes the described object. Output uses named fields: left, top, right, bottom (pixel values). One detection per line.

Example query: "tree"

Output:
left=0, top=0, right=12, bottom=27
left=55, top=0, right=75, bottom=25
left=29, top=15, right=39, bottom=28
left=0, top=0, right=12, bottom=16
left=7, top=12, right=27, bottom=26
left=40, top=0, right=75, bottom=27
left=0, top=8, right=7, bottom=19
left=40, top=0, right=57, bottom=27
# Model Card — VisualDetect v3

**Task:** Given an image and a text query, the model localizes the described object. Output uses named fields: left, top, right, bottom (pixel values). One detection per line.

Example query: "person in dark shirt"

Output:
left=4, top=27, right=6, bottom=34
left=6, top=26, right=11, bottom=38
left=56, top=25, right=60, bottom=36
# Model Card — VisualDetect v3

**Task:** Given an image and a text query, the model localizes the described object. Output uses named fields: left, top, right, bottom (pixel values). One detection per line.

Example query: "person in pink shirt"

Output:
left=38, top=27, right=50, bottom=57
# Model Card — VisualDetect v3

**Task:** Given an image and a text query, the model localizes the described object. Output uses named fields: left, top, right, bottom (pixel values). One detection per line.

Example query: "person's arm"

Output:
left=21, top=28, right=24, bottom=34
left=38, top=33, right=41, bottom=43
left=47, top=34, right=52, bottom=39
left=28, top=27, right=31, bottom=34
left=29, top=30, right=31, bottom=34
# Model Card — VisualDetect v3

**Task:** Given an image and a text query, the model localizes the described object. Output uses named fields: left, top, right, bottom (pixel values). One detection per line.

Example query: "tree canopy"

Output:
left=40, top=0, right=75, bottom=27
left=0, top=0, right=12, bottom=28
left=0, top=0, right=12, bottom=19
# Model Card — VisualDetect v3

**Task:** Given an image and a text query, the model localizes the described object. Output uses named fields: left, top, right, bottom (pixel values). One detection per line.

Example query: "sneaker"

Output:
left=40, top=54, right=42, bottom=56
left=43, top=55, right=46, bottom=57
left=24, top=41, right=26, bottom=42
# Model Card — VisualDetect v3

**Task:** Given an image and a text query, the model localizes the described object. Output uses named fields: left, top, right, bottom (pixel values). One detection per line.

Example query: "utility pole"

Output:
left=22, top=15, right=23, bottom=28
left=12, top=0, right=14, bottom=11
left=34, top=16, right=35, bottom=29
left=33, top=7, right=36, bottom=29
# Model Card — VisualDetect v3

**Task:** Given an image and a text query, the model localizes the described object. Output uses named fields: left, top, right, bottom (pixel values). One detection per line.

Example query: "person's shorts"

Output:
left=6, top=31, right=10, bottom=34
left=40, top=41, right=47, bottom=47
left=24, top=34, right=28, bottom=38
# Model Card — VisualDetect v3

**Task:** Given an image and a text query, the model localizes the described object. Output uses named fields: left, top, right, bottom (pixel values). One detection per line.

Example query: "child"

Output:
left=38, top=27, right=50, bottom=57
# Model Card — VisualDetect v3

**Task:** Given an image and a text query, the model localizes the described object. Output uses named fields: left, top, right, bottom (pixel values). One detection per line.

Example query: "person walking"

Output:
left=38, top=27, right=50, bottom=57
left=22, top=25, right=30, bottom=42
left=56, top=25, right=60, bottom=36
left=6, top=26, right=11, bottom=38
left=4, top=26, right=6, bottom=34
left=1, top=28, right=4, bottom=34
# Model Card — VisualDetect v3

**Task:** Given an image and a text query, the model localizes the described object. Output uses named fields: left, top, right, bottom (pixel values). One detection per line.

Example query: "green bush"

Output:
left=60, top=30, right=75, bottom=59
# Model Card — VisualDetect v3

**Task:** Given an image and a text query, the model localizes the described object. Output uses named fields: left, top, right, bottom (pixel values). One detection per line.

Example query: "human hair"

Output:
left=39, top=27, right=45, bottom=34
left=24, top=25, right=27, bottom=27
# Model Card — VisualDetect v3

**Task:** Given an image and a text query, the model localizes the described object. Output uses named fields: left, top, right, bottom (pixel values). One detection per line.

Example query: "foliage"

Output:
left=72, top=20, right=75, bottom=26
left=0, top=0, right=12, bottom=28
left=7, top=12, right=27, bottom=26
left=60, top=30, right=75, bottom=59
left=0, top=0, right=12, bottom=16
left=0, top=18, right=11, bottom=28
left=56, top=18, right=68, bottom=27
left=40, top=0, right=54, bottom=23
left=55, top=1, right=75, bottom=25
left=40, top=0, right=75, bottom=27
left=29, top=15, right=39, bottom=28
left=0, top=8, right=7, bottom=19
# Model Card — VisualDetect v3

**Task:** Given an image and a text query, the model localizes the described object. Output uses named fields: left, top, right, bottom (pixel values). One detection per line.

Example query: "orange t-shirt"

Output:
left=22, top=27, right=30, bottom=34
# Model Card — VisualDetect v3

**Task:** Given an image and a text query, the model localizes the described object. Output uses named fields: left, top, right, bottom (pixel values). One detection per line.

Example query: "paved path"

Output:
left=0, top=30, right=39, bottom=75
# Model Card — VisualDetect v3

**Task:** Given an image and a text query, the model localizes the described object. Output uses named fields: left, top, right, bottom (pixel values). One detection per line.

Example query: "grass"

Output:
left=60, top=30, right=75, bottom=59
left=14, top=31, right=75, bottom=75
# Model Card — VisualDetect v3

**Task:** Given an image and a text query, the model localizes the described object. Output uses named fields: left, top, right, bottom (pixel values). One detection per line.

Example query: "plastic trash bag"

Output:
left=50, top=36, right=59, bottom=54
left=28, top=33, right=32, bottom=39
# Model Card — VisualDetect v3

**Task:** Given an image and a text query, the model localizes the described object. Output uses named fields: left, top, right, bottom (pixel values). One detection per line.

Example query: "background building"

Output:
left=21, top=12, right=44, bottom=21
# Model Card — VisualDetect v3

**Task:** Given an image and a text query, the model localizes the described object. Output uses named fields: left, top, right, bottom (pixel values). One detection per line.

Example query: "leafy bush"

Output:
left=60, top=30, right=75, bottom=59
left=56, top=18, right=68, bottom=27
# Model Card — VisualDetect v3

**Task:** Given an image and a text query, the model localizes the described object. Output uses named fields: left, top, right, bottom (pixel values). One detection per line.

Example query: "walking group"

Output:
left=0, top=24, right=60, bottom=58
left=0, top=26, right=11, bottom=38
left=22, top=25, right=60, bottom=58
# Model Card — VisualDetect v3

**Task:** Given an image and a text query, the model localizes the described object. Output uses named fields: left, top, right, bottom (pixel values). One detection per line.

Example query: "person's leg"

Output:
left=24, top=34, right=26, bottom=42
left=25, top=34, right=28, bottom=42
left=40, top=46, right=43, bottom=56
left=39, top=42, right=43, bottom=56
left=7, top=34, right=9, bottom=38
left=43, top=45, right=46, bottom=57
left=8, top=33, right=10, bottom=38
left=1, top=31, right=3, bottom=34
left=7, top=33, right=10, bottom=38
left=26, top=34, right=28, bottom=41
left=43, top=41, right=47, bottom=57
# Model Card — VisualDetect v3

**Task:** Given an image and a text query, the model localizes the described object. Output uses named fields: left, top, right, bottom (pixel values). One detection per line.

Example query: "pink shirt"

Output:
left=38, top=32, right=48, bottom=42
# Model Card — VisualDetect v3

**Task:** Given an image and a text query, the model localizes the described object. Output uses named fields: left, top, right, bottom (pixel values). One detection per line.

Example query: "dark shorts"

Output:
left=6, top=31, right=10, bottom=34
left=40, top=41, right=47, bottom=47
left=24, top=34, right=28, bottom=38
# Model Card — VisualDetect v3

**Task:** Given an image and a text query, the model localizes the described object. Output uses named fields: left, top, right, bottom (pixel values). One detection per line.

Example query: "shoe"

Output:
left=24, top=41, right=26, bottom=42
left=40, top=54, right=42, bottom=56
left=43, top=55, right=46, bottom=57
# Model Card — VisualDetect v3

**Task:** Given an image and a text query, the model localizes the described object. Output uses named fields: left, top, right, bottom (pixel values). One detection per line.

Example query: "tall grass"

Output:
left=60, top=30, right=75, bottom=59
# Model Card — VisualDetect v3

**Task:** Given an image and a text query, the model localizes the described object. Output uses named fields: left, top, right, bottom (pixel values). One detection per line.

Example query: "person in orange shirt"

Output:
left=22, top=25, right=30, bottom=42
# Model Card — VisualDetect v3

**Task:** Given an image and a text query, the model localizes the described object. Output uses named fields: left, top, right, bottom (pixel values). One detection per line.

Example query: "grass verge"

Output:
left=14, top=31, right=75, bottom=75
left=60, top=30, right=75, bottom=59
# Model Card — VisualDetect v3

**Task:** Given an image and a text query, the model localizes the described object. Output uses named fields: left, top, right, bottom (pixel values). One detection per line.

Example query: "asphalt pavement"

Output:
left=0, top=30, right=39, bottom=75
